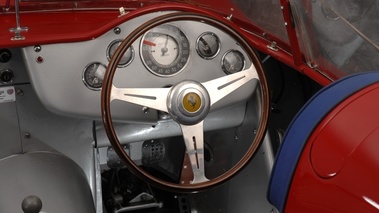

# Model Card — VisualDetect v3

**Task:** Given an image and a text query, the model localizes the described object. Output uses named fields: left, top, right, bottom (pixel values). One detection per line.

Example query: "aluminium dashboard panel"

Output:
left=22, top=11, right=255, bottom=123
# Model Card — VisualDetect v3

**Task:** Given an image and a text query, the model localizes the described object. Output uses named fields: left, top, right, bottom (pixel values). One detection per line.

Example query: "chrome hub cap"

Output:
left=168, top=81, right=210, bottom=125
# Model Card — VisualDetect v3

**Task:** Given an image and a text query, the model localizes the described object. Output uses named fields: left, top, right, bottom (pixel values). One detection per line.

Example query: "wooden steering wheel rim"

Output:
left=101, top=11, right=270, bottom=193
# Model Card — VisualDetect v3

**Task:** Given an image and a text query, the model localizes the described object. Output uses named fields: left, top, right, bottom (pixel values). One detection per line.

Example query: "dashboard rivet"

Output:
left=24, top=132, right=31, bottom=139
left=142, top=106, right=149, bottom=114
left=114, top=27, right=121, bottom=35
left=34, top=45, right=42, bottom=52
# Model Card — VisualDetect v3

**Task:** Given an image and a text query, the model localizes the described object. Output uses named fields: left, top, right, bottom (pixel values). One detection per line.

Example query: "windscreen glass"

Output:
left=233, top=0, right=289, bottom=43
left=291, top=0, right=379, bottom=79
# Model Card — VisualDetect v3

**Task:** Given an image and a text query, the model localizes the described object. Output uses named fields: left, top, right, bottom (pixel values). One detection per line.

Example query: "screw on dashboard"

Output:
left=16, top=88, right=24, bottom=96
left=33, top=45, right=42, bottom=52
left=24, top=132, right=31, bottom=139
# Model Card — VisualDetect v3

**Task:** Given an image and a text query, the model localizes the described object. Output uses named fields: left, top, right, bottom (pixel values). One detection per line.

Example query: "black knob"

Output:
left=0, top=49, right=12, bottom=63
left=21, top=195, right=42, bottom=213
left=0, top=69, right=14, bottom=83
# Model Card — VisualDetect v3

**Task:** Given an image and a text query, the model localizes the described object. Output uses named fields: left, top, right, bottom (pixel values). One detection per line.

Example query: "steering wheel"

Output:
left=101, top=12, right=269, bottom=192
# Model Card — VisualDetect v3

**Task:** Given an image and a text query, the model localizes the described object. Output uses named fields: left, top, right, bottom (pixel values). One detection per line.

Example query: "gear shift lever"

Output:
left=21, top=195, right=42, bottom=213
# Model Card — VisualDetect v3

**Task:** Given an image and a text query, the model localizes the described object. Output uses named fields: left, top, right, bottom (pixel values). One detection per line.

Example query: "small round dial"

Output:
left=107, top=40, right=134, bottom=67
left=140, top=24, right=190, bottom=77
left=221, top=50, right=245, bottom=74
left=83, top=62, right=107, bottom=90
left=196, top=32, right=220, bottom=59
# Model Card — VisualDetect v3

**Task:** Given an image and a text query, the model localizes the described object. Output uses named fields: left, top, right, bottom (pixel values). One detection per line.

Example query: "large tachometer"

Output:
left=140, top=24, right=190, bottom=77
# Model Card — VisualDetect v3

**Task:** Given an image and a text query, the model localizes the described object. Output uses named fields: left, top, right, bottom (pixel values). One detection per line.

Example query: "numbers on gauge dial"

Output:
left=144, top=34, right=179, bottom=66
left=140, top=25, right=190, bottom=77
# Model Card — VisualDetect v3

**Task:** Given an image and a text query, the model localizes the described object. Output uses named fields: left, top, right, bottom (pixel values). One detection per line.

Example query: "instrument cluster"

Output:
left=22, top=12, right=252, bottom=120
left=82, top=23, right=246, bottom=90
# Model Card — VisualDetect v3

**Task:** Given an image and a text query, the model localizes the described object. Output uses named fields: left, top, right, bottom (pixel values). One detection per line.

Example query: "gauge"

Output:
left=221, top=50, right=245, bottom=74
left=107, top=40, right=134, bottom=67
left=82, top=62, right=107, bottom=90
left=140, top=24, right=190, bottom=77
left=196, top=32, right=220, bottom=59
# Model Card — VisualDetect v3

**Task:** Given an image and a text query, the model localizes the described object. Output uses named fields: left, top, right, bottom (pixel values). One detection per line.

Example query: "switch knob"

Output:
left=0, top=49, right=12, bottom=63
left=0, top=69, right=14, bottom=83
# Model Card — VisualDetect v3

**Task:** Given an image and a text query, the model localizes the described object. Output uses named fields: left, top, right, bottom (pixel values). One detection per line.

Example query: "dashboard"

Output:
left=22, top=11, right=254, bottom=127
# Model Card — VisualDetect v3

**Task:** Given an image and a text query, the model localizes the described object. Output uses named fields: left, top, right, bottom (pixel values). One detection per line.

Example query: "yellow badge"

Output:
left=183, top=92, right=201, bottom=113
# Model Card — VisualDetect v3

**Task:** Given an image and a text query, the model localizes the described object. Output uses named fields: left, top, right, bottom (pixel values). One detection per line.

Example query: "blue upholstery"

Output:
left=267, top=72, right=379, bottom=212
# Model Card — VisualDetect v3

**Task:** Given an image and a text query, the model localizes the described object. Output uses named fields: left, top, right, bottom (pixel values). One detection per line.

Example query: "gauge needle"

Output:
left=92, top=77, right=99, bottom=84
left=143, top=40, right=156, bottom=47
left=199, top=38, right=212, bottom=55
left=161, top=35, right=169, bottom=56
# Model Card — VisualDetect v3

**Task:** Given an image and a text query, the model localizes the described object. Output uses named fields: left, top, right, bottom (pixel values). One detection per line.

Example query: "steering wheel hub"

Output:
left=168, top=80, right=210, bottom=125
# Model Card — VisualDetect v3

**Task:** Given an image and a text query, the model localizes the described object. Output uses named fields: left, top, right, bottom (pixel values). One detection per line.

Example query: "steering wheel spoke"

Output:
left=111, top=85, right=170, bottom=112
left=203, top=65, right=259, bottom=106
left=180, top=122, right=209, bottom=184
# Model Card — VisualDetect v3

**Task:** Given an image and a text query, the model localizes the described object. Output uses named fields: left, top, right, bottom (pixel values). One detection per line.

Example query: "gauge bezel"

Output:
left=106, top=39, right=135, bottom=68
left=82, top=62, right=107, bottom=91
left=195, top=32, right=221, bottom=60
left=140, top=24, right=190, bottom=77
left=221, top=49, right=246, bottom=74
